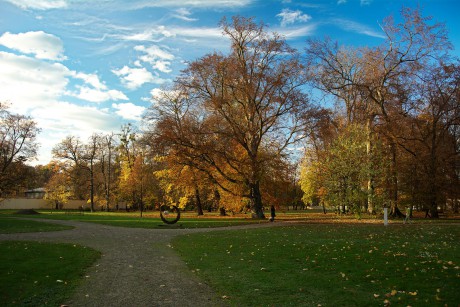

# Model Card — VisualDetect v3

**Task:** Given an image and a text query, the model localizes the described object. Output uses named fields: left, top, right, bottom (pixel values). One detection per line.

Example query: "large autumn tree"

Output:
left=146, top=16, right=312, bottom=218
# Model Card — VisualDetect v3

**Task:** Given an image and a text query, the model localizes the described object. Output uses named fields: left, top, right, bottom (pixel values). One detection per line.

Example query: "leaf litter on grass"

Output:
left=173, top=224, right=460, bottom=306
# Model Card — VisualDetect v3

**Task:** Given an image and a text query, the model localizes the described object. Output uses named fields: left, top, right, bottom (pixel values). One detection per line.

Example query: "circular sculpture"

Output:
left=160, top=204, right=181, bottom=224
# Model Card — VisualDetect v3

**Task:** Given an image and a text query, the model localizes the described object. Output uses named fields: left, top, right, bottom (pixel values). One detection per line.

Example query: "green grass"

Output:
left=173, top=224, right=460, bottom=306
left=0, top=216, right=73, bottom=233
left=0, top=241, right=100, bottom=306
left=7, top=211, right=262, bottom=229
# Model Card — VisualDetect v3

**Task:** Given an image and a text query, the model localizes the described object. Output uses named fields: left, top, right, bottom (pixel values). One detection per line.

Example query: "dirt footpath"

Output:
left=0, top=219, right=232, bottom=307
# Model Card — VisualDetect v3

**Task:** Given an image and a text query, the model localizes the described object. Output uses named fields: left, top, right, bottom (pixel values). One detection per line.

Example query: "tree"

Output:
left=99, top=133, right=117, bottom=211
left=397, top=62, right=460, bottom=217
left=118, top=124, right=159, bottom=215
left=305, top=7, right=451, bottom=215
left=301, top=124, right=388, bottom=215
left=147, top=16, right=312, bottom=218
left=52, top=135, right=101, bottom=212
left=44, top=167, right=72, bottom=210
left=84, top=134, right=100, bottom=212
left=0, top=103, right=40, bottom=196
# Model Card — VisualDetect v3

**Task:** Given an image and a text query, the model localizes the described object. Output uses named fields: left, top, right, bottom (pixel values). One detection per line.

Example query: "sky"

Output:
left=0, top=0, right=459, bottom=166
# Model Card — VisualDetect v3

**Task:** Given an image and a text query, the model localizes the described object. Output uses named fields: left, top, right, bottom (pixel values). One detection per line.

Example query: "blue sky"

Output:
left=0, top=0, right=458, bottom=165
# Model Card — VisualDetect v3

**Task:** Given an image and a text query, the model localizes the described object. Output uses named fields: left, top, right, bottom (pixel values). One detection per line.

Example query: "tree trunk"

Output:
left=105, top=148, right=112, bottom=212
left=90, top=162, right=95, bottom=213
left=249, top=181, right=265, bottom=219
left=366, top=117, right=375, bottom=214
left=195, top=188, right=204, bottom=216
left=389, top=142, right=400, bottom=217
left=428, top=121, right=439, bottom=219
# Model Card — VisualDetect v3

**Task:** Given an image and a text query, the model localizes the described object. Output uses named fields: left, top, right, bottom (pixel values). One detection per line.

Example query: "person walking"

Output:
left=269, top=205, right=276, bottom=222
left=404, top=206, right=412, bottom=224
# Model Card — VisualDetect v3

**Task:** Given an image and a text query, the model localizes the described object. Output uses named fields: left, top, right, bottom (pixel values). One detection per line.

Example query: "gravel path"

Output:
left=0, top=219, right=280, bottom=307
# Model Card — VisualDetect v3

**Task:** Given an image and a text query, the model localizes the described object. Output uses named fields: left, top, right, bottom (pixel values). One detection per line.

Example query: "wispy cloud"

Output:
left=277, top=8, right=312, bottom=27
left=117, top=27, right=174, bottom=42
left=127, top=0, right=253, bottom=9
left=6, top=0, right=253, bottom=11
left=5, top=0, right=68, bottom=10
left=330, top=18, right=384, bottom=38
left=275, top=24, right=317, bottom=39
left=172, top=8, right=198, bottom=22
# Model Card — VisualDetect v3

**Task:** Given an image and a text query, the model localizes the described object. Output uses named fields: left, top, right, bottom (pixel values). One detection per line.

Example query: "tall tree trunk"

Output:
left=105, top=148, right=112, bottom=212
left=428, top=126, right=439, bottom=218
left=249, top=181, right=265, bottom=219
left=389, top=142, right=401, bottom=217
left=90, top=162, right=94, bottom=213
left=366, top=117, right=375, bottom=214
left=195, top=188, right=204, bottom=216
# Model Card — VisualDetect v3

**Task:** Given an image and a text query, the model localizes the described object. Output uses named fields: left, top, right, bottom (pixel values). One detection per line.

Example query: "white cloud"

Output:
left=0, top=51, right=124, bottom=165
left=72, top=72, right=107, bottom=90
left=171, top=26, right=224, bottom=39
left=5, top=0, right=68, bottom=10
left=150, top=88, right=164, bottom=100
left=134, top=45, right=175, bottom=73
left=122, top=25, right=223, bottom=42
left=0, top=51, right=70, bottom=112
left=0, top=31, right=66, bottom=61
left=151, top=60, right=172, bottom=73
left=337, top=0, right=347, bottom=4
left=71, top=86, right=128, bottom=103
left=32, top=101, right=121, bottom=165
left=360, top=0, right=372, bottom=5
left=128, top=0, right=252, bottom=9
left=112, top=102, right=145, bottom=121
left=119, top=27, right=174, bottom=42
left=112, top=66, right=166, bottom=89
left=135, top=45, right=174, bottom=61
left=172, top=8, right=198, bottom=22
left=277, top=9, right=312, bottom=27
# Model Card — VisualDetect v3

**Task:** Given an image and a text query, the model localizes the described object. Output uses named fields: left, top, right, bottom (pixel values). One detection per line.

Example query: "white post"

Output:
left=384, top=208, right=388, bottom=226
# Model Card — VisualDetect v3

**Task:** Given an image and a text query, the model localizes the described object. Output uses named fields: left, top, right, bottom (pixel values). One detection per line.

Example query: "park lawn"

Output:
left=0, top=241, right=100, bottom=306
left=0, top=216, right=73, bottom=233
left=8, top=211, right=263, bottom=229
left=173, top=223, right=460, bottom=306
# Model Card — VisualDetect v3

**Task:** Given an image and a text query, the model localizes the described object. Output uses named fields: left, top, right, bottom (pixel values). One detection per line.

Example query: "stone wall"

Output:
left=0, top=198, right=86, bottom=210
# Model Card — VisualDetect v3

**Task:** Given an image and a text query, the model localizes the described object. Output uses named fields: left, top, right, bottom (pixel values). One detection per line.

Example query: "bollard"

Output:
left=384, top=208, right=388, bottom=226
